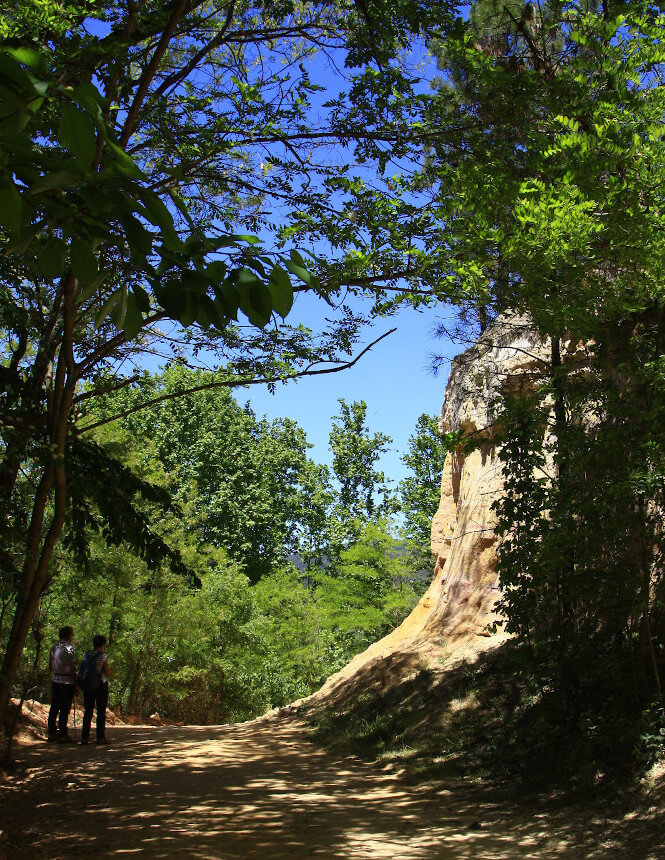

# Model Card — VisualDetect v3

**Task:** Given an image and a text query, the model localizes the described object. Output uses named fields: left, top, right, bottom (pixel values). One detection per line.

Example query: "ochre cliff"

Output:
left=308, top=318, right=549, bottom=702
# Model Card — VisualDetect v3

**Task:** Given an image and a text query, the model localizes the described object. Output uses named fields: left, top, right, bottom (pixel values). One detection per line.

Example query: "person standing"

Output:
left=79, top=634, right=111, bottom=746
left=47, top=625, right=77, bottom=743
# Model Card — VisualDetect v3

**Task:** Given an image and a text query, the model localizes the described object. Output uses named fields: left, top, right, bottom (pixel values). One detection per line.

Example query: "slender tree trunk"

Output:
left=128, top=595, right=160, bottom=715
left=0, top=593, right=13, bottom=643
left=549, top=336, right=580, bottom=714
left=3, top=608, right=44, bottom=768
left=0, top=274, right=78, bottom=727
left=108, top=582, right=121, bottom=646
left=550, top=336, right=566, bottom=638
left=636, top=499, right=662, bottom=700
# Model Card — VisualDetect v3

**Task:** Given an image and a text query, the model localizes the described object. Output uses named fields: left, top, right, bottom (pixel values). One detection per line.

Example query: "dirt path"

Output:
left=1, top=719, right=663, bottom=859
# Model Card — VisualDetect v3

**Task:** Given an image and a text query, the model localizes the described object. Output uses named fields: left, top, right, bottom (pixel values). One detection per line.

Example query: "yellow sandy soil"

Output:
left=1, top=715, right=664, bottom=860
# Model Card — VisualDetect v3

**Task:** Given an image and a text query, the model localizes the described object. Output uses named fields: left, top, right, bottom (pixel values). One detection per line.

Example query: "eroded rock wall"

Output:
left=309, top=318, right=548, bottom=701
left=424, top=317, right=548, bottom=646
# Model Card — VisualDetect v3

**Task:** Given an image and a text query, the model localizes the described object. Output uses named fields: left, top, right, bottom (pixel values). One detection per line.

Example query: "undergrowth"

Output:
left=305, top=642, right=665, bottom=797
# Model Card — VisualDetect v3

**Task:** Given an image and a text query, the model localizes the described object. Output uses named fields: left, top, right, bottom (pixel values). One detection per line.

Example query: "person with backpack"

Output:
left=78, top=634, right=111, bottom=746
left=47, top=625, right=77, bottom=742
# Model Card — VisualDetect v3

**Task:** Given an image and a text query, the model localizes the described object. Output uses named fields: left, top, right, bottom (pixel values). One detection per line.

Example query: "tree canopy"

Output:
left=0, top=0, right=445, bottom=720
left=4, top=0, right=665, bottom=777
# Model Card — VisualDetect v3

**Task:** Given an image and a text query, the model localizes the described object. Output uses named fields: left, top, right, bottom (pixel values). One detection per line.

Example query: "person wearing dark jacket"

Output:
left=47, top=626, right=77, bottom=743
left=79, top=634, right=111, bottom=746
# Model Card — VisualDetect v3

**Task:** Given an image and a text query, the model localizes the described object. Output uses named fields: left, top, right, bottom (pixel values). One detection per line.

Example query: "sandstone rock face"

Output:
left=310, top=318, right=548, bottom=700
left=424, top=317, right=548, bottom=647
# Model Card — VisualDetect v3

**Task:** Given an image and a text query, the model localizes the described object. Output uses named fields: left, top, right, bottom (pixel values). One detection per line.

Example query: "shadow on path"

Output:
left=1, top=720, right=663, bottom=859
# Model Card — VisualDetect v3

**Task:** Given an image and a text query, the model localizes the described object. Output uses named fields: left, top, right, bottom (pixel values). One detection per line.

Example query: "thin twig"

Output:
left=74, top=328, right=396, bottom=435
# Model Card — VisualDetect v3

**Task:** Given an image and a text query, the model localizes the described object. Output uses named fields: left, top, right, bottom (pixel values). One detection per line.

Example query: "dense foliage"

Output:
left=292, top=0, right=665, bottom=779
left=0, top=0, right=445, bottom=719
left=3, top=373, right=438, bottom=722
left=4, top=0, right=665, bottom=785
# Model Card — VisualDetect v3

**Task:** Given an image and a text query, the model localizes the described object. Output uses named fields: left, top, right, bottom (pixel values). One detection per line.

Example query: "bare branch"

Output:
left=73, top=374, right=143, bottom=406
left=74, top=328, right=396, bottom=436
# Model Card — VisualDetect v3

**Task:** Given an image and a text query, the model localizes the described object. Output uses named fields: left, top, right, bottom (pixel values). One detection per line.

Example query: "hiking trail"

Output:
left=1, top=713, right=663, bottom=859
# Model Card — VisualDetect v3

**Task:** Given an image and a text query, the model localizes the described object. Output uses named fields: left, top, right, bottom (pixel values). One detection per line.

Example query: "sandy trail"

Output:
left=0, top=719, right=662, bottom=859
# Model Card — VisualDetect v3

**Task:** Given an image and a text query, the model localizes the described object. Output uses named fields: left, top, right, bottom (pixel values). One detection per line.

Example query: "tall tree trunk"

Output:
left=0, top=275, right=78, bottom=727
left=635, top=498, right=662, bottom=700
left=3, top=605, right=45, bottom=768
left=550, top=335, right=579, bottom=714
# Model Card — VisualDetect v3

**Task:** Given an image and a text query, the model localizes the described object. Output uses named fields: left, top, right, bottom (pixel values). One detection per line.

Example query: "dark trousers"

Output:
left=48, top=682, right=76, bottom=737
left=81, top=682, right=109, bottom=741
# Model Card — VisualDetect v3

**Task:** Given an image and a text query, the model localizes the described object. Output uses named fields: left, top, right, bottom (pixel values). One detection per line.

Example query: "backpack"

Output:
left=77, top=650, right=103, bottom=693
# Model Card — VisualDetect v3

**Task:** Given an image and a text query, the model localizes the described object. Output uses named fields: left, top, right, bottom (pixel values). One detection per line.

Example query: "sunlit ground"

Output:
left=1, top=718, right=663, bottom=859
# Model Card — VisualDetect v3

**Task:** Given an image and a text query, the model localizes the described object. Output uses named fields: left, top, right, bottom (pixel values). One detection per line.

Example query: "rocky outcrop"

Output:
left=308, top=318, right=549, bottom=702
left=423, top=317, right=548, bottom=646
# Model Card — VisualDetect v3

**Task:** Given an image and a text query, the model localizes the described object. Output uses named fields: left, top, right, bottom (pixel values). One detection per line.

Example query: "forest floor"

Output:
left=1, top=707, right=665, bottom=859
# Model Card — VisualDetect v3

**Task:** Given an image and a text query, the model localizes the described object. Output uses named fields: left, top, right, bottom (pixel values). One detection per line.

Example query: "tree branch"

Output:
left=73, top=374, right=143, bottom=405
left=74, top=328, right=396, bottom=436
left=151, top=0, right=237, bottom=101
left=119, top=0, right=190, bottom=148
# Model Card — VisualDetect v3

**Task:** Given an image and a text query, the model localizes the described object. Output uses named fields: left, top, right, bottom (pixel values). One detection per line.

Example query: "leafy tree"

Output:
left=418, top=0, right=665, bottom=721
left=0, top=0, right=423, bottom=721
left=328, top=398, right=396, bottom=553
left=91, top=364, right=334, bottom=581
left=316, top=519, right=421, bottom=656
left=399, top=413, right=446, bottom=569
left=312, top=0, right=665, bottom=725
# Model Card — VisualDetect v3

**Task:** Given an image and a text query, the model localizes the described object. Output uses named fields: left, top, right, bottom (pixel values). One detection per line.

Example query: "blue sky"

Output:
left=110, top=21, right=463, bottom=485
left=226, top=45, right=460, bottom=487
left=235, top=293, right=458, bottom=486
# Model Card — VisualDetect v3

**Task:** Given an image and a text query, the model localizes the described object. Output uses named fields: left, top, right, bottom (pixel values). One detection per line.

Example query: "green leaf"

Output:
left=0, top=52, right=34, bottom=91
left=138, top=188, right=175, bottom=229
left=168, top=190, right=195, bottom=230
left=123, top=291, right=142, bottom=339
left=110, top=286, right=128, bottom=329
left=106, top=141, right=144, bottom=178
left=181, top=269, right=210, bottom=294
left=72, top=82, right=105, bottom=122
left=195, top=295, right=212, bottom=329
left=153, top=278, right=183, bottom=315
left=6, top=47, right=47, bottom=74
left=206, top=260, right=227, bottom=283
left=37, top=237, right=67, bottom=279
left=58, top=103, right=97, bottom=168
left=214, top=282, right=240, bottom=320
left=178, top=292, right=198, bottom=327
left=242, top=256, right=267, bottom=277
left=0, top=179, right=23, bottom=235
left=237, top=266, right=261, bottom=289
left=5, top=222, right=40, bottom=254
left=31, top=170, right=82, bottom=193
left=132, top=284, right=151, bottom=313
left=199, top=295, right=225, bottom=330
left=76, top=270, right=112, bottom=304
left=268, top=266, right=294, bottom=317
left=215, top=233, right=262, bottom=247
left=285, top=259, right=313, bottom=285
left=138, top=188, right=180, bottom=250
left=70, top=238, right=98, bottom=285
left=120, top=213, right=153, bottom=263
left=95, top=289, right=120, bottom=328
left=238, top=279, right=272, bottom=328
